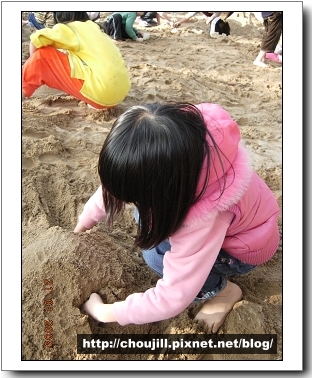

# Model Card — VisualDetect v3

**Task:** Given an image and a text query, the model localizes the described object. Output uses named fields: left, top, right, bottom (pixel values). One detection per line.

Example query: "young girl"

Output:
left=22, top=12, right=131, bottom=109
left=74, top=102, right=280, bottom=333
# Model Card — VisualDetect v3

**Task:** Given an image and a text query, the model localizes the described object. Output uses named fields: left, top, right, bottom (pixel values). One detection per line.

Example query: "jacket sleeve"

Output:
left=30, top=23, right=81, bottom=50
left=77, top=185, right=106, bottom=229
left=113, top=211, right=233, bottom=325
left=124, top=13, right=138, bottom=40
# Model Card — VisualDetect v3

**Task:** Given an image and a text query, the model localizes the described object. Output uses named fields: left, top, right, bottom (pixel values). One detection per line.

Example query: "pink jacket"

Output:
left=78, top=103, right=280, bottom=325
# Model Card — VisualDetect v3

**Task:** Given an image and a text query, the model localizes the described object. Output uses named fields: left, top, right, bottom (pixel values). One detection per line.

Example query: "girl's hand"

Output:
left=82, top=293, right=117, bottom=323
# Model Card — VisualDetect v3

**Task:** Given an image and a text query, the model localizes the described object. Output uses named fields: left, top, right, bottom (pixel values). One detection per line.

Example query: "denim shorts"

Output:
left=134, top=208, right=256, bottom=302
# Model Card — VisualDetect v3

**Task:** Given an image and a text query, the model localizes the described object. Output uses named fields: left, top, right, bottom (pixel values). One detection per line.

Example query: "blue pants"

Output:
left=28, top=13, right=45, bottom=30
left=134, top=209, right=256, bottom=302
left=142, top=242, right=256, bottom=302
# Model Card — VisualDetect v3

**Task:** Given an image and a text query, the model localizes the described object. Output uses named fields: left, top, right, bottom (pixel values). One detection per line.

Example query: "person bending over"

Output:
left=102, top=12, right=145, bottom=42
left=22, top=12, right=131, bottom=109
left=74, top=102, right=280, bottom=333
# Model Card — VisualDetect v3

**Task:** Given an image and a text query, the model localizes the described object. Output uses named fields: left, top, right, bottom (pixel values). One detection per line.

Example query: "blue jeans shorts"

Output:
left=134, top=208, right=256, bottom=303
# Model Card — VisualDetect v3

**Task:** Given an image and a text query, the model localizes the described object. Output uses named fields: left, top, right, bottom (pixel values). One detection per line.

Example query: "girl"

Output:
left=74, top=102, right=280, bottom=333
left=22, top=12, right=131, bottom=109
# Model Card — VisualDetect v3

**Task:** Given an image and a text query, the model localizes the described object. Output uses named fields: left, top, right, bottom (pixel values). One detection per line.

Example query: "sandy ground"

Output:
left=22, top=12, right=282, bottom=361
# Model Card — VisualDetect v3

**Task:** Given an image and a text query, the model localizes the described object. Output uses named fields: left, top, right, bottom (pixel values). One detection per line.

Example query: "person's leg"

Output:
left=28, top=13, right=45, bottom=30
left=214, top=19, right=222, bottom=34
left=262, top=12, right=282, bottom=54
left=142, top=243, right=254, bottom=334
left=253, top=50, right=268, bottom=67
left=195, top=280, right=243, bottom=333
left=22, top=47, right=109, bottom=109
left=109, top=14, right=123, bottom=40
left=194, top=249, right=256, bottom=333
left=223, top=20, right=230, bottom=36
left=142, top=240, right=171, bottom=276
left=134, top=207, right=254, bottom=333
left=132, top=207, right=169, bottom=276
left=253, top=17, right=269, bottom=67
left=254, top=12, right=282, bottom=67
left=215, top=19, right=230, bottom=36
left=140, top=228, right=254, bottom=332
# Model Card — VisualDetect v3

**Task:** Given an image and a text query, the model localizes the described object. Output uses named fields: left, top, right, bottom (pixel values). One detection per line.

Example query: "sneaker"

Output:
left=140, top=20, right=157, bottom=27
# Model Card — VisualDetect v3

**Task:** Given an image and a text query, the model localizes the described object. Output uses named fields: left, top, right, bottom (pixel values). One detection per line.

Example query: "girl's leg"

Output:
left=133, top=208, right=169, bottom=276
left=142, top=240, right=171, bottom=277
left=194, top=249, right=256, bottom=333
left=194, top=279, right=243, bottom=333
left=134, top=209, right=255, bottom=333
left=142, top=233, right=255, bottom=333
left=22, top=46, right=109, bottom=109
left=195, top=249, right=256, bottom=300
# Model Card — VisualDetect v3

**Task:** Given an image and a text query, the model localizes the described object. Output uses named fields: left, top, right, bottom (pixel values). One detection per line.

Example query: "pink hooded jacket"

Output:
left=77, top=103, right=280, bottom=325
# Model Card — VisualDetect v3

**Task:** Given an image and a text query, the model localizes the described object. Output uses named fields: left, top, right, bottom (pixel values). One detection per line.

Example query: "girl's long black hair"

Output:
left=98, top=102, right=228, bottom=250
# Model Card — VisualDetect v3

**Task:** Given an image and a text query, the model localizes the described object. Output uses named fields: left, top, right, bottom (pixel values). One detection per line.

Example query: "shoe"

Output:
left=140, top=20, right=157, bottom=27
left=140, top=21, right=151, bottom=27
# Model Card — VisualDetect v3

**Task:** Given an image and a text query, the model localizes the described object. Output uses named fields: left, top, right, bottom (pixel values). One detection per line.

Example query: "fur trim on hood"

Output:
left=183, top=103, right=254, bottom=225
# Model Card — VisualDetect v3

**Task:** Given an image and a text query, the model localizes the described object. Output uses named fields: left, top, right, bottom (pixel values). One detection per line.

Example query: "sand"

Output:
left=21, top=12, right=282, bottom=361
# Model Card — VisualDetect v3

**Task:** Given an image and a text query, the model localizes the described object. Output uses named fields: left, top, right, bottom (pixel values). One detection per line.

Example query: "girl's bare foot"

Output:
left=195, top=280, right=242, bottom=333
left=82, top=293, right=105, bottom=323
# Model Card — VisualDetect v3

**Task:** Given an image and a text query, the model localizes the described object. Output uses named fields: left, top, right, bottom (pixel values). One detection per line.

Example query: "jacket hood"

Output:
left=183, top=103, right=253, bottom=225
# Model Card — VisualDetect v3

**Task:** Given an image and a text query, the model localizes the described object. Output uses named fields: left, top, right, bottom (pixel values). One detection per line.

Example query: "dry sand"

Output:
left=22, top=12, right=282, bottom=361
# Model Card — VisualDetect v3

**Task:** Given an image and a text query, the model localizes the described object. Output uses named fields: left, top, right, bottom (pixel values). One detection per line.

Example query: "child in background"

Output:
left=22, top=12, right=54, bottom=29
left=102, top=12, right=145, bottom=42
left=22, top=12, right=131, bottom=109
left=74, top=102, right=280, bottom=333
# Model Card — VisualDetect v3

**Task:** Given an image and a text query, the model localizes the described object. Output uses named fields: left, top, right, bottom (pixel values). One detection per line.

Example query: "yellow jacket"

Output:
left=30, top=20, right=131, bottom=106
